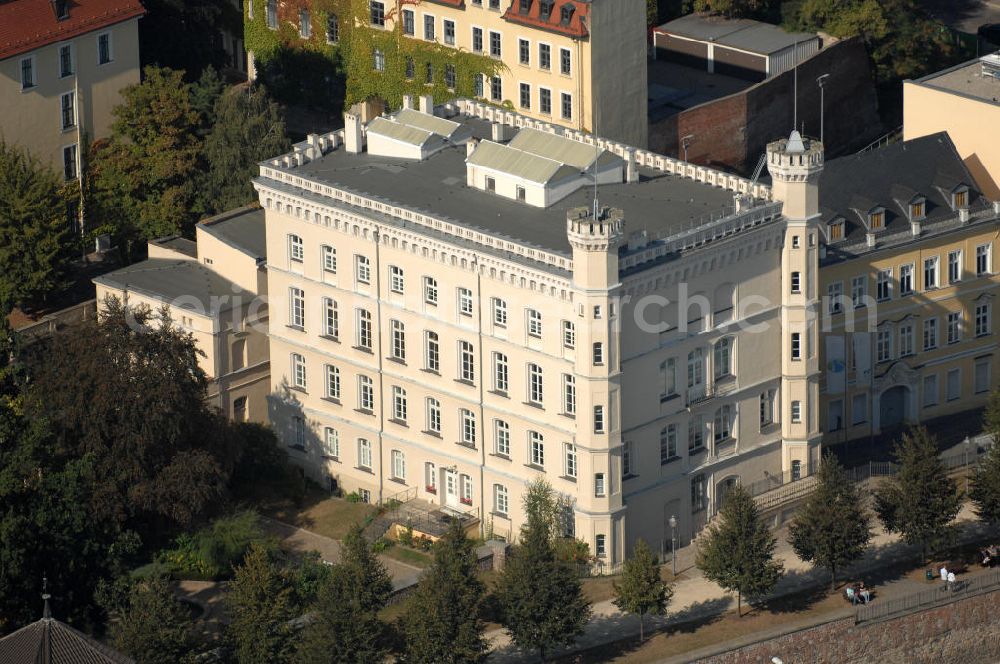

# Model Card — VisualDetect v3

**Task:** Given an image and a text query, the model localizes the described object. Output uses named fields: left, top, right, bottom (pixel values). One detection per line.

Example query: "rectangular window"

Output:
left=560, top=47, right=571, bottom=75
left=492, top=298, right=507, bottom=327
left=876, top=268, right=892, bottom=301
left=390, top=319, right=406, bottom=360
left=560, top=93, right=572, bottom=120
left=593, top=342, right=604, bottom=366
left=288, top=287, right=304, bottom=328
left=370, top=0, right=385, bottom=26
left=519, top=83, right=530, bottom=109
left=791, top=332, right=801, bottom=360
left=562, top=321, right=575, bottom=349
left=291, top=353, right=307, bottom=389
left=622, top=440, right=633, bottom=477
left=660, top=424, right=677, bottom=463
left=445, top=63, right=456, bottom=89
left=490, top=76, right=502, bottom=101
left=687, top=415, right=704, bottom=451
left=947, top=368, right=961, bottom=401
left=59, top=44, right=73, bottom=77
left=444, top=19, right=455, bottom=44
left=424, top=331, right=440, bottom=372
left=493, top=352, right=508, bottom=392
left=458, top=288, right=473, bottom=316
left=594, top=473, right=606, bottom=497
left=924, top=256, right=939, bottom=290
left=327, top=14, right=339, bottom=42
left=691, top=474, right=705, bottom=512
left=288, top=234, right=304, bottom=263
left=322, top=245, right=336, bottom=273
left=292, top=416, right=306, bottom=448
left=325, top=364, right=341, bottom=400
left=539, top=87, right=551, bottom=114
left=791, top=400, right=802, bottom=423
left=759, top=390, right=776, bottom=426
left=357, top=309, right=372, bottom=350
left=976, top=303, right=991, bottom=337
left=472, top=27, right=483, bottom=52
left=899, top=263, right=914, bottom=295
left=358, top=375, right=375, bottom=411
left=322, top=297, right=339, bottom=338
left=323, top=427, right=339, bottom=458
left=494, top=484, right=509, bottom=515
left=358, top=438, right=372, bottom=469
left=62, top=144, right=78, bottom=180
left=519, top=38, right=529, bottom=64
left=402, top=9, right=414, bottom=35
left=373, top=49, right=385, bottom=71
left=494, top=419, right=510, bottom=456
left=60, top=92, right=75, bottom=129
left=595, top=534, right=606, bottom=557
left=526, top=309, right=542, bottom=337
left=790, top=271, right=801, bottom=294
left=299, top=9, right=311, bottom=37
left=947, top=312, right=961, bottom=344
left=391, top=449, right=406, bottom=480
left=21, top=57, right=35, bottom=89
left=98, top=32, right=113, bottom=63
left=828, top=282, right=843, bottom=314
left=923, top=317, right=938, bottom=350
left=851, top=393, right=867, bottom=425
left=539, top=43, right=551, bottom=69
left=392, top=386, right=407, bottom=421
left=426, top=398, right=441, bottom=433
left=791, top=460, right=802, bottom=482
left=594, top=405, right=605, bottom=433
left=949, top=250, right=962, bottom=283
left=424, top=277, right=438, bottom=305
left=489, top=30, right=501, bottom=57
left=563, top=374, right=576, bottom=415
left=975, top=358, right=991, bottom=394
left=461, top=409, right=477, bottom=445
left=851, top=275, right=867, bottom=308
left=424, top=14, right=435, bottom=40
left=899, top=323, right=914, bottom=356
left=923, top=374, right=938, bottom=408
left=976, top=244, right=992, bottom=276
left=266, top=1, right=277, bottom=28
left=563, top=443, right=577, bottom=478
left=876, top=328, right=893, bottom=362
left=389, top=265, right=404, bottom=293
left=356, top=255, right=371, bottom=284
left=527, top=363, right=543, bottom=404
left=529, top=431, right=544, bottom=466
left=459, top=341, right=475, bottom=382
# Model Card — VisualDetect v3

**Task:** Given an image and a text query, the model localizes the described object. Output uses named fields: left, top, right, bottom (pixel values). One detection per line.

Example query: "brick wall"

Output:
left=703, top=589, right=1000, bottom=663
left=650, top=37, right=882, bottom=175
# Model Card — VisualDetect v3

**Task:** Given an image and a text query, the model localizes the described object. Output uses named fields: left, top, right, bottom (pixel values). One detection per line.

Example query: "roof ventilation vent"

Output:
left=980, top=53, right=1000, bottom=80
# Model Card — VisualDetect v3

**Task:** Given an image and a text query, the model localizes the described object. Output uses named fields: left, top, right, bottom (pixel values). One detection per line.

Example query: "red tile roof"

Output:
left=0, top=0, right=145, bottom=61
left=502, top=0, right=589, bottom=39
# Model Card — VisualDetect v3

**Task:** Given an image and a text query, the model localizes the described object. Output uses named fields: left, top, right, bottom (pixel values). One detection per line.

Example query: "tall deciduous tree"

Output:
left=296, top=526, right=392, bottom=664
left=399, top=520, right=488, bottom=664
left=200, top=84, right=290, bottom=214
left=613, top=539, right=672, bottom=641
left=496, top=489, right=591, bottom=662
left=696, top=485, right=782, bottom=616
left=226, top=543, right=297, bottom=664
left=0, top=139, right=72, bottom=309
left=874, top=426, right=961, bottom=562
left=971, top=391, right=1000, bottom=528
left=107, top=576, right=201, bottom=664
left=139, top=0, right=240, bottom=80
left=789, top=454, right=872, bottom=590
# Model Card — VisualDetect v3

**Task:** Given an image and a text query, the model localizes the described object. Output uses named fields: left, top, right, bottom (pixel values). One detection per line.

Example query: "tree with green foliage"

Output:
left=200, top=84, right=290, bottom=215
left=107, top=576, right=201, bottom=664
left=613, top=539, right=671, bottom=641
left=229, top=422, right=304, bottom=503
left=496, top=488, right=591, bottom=662
left=874, top=426, right=962, bottom=562
left=789, top=454, right=872, bottom=591
left=399, top=520, right=488, bottom=663
left=88, top=67, right=204, bottom=255
left=296, top=525, right=392, bottom=664
left=971, top=391, right=1000, bottom=529
left=696, top=484, right=782, bottom=616
left=691, top=0, right=772, bottom=19
left=227, top=543, right=298, bottom=664
left=139, top=0, right=241, bottom=80
left=0, top=139, right=72, bottom=310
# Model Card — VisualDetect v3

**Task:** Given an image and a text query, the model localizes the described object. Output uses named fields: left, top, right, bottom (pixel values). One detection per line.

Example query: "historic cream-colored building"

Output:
left=817, top=133, right=1000, bottom=440
left=94, top=207, right=272, bottom=424
left=904, top=53, right=1000, bottom=199
left=253, top=98, right=828, bottom=562
left=0, top=0, right=143, bottom=182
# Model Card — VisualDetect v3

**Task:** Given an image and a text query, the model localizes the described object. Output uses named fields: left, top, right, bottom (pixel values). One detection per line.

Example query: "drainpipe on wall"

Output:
left=373, top=228, right=386, bottom=505
left=473, top=256, right=486, bottom=539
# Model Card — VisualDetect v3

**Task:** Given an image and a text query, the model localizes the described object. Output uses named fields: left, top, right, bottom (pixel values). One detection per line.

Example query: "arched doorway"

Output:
left=880, top=385, right=909, bottom=430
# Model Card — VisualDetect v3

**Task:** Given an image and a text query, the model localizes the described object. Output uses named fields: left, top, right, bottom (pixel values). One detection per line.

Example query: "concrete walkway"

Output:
left=486, top=504, right=995, bottom=663
left=261, top=516, right=424, bottom=590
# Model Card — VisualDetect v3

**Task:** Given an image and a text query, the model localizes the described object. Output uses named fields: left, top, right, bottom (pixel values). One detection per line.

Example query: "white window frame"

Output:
left=562, top=320, right=575, bottom=349
left=527, top=363, right=543, bottom=404
left=389, top=265, right=404, bottom=293
left=323, top=427, right=339, bottom=458
left=459, top=341, right=475, bottom=382
left=392, top=386, right=407, bottom=421
left=526, top=309, right=542, bottom=337
left=20, top=55, right=35, bottom=90
left=562, top=374, right=576, bottom=415
left=563, top=442, right=577, bottom=478
left=899, top=263, right=914, bottom=295
left=58, top=43, right=74, bottom=78
left=60, top=91, right=76, bottom=130
left=97, top=31, right=114, bottom=64
left=291, top=353, right=307, bottom=389
left=355, top=255, right=371, bottom=285
left=923, top=256, right=939, bottom=290
left=358, top=375, right=375, bottom=411
left=322, top=297, right=338, bottom=338
left=390, top=319, right=406, bottom=360
left=426, top=397, right=442, bottom=433
left=975, top=302, right=991, bottom=337
left=424, top=331, right=440, bottom=372
left=458, top=288, right=473, bottom=316
left=976, top=244, right=992, bottom=276
left=288, top=287, right=305, bottom=328
left=325, top=364, right=340, bottom=400
left=493, top=298, right=507, bottom=327
left=948, top=249, right=962, bottom=284
left=356, top=309, right=372, bottom=350
left=423, top=277, right=438, bottom=305
left=358, top=438, right=372, bottom=469
left=288, top=234, right=304, bottom=263
left=559, top=47, right=571, bottom=75
left=494, top=419, right=510, bottom=457
left=493, top=352, right=509, bottom=393
left=461, top=409, right=477, bottom=445
left=494, top=484, right=508, bottom=515
left=529, top=431, right=544, bottom=467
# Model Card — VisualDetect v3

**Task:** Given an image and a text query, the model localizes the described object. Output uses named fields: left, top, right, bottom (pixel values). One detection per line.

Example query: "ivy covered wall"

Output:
left=244, top=0, right=505, bottom=113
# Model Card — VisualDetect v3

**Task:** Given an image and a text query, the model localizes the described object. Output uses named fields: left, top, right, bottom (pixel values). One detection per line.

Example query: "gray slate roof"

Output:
left=0, top=617, right=134, bottom=664
left=198, top=205, right=267, bottom=261
left=94, top=259, right=242, bottom=314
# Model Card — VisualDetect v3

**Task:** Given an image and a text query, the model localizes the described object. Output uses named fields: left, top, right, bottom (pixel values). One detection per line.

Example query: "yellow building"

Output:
left=94, top=207, right=272, bottom=423
left=246, top=0, right=647, bottom=146
left=904, top=54, right=1000, bottom=199
left=0, top=0, right=143, bottom=184
left=817, top=133, right=1000, bottom=441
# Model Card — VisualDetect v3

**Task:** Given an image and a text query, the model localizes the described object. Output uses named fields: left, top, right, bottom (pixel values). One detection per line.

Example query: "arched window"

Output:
left=713, top=405, right=733, bottom=442
left=713, top=337, right=734, bottom=380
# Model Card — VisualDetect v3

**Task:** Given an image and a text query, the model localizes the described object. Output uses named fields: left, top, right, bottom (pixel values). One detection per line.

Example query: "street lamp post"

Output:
left=681, top=134, right=693, bottom=163
left=817, top=74, right=830, bottom=144
left=670, top=514, right=678, bottom=576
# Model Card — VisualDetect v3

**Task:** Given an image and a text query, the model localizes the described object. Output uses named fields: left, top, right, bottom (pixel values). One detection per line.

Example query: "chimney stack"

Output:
left=402, top=94, right=415, bottom=110
left=419, top=94, right=433, bottom=114
left=344, top=112, right=363, bottom=154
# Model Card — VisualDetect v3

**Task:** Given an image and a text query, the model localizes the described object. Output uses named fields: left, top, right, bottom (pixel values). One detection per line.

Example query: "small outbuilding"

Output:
left=653, top=13, right=819, bottom=81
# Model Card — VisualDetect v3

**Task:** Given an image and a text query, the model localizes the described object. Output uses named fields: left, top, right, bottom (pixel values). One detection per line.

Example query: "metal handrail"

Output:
left=856, top=568, right=1000, bottom=624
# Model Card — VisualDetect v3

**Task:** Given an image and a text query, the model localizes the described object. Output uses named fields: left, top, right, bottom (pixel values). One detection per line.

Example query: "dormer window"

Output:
left=952, top=186, right=969, bottom=210
left=540, top=0, right=554, bottom=20
left=52, top=0, right=69, bottom=19
left=560, top=4, right=575, bottom=23
left=868, top=208, right=885, bottom=231
left=828, top=218, right=845, bottom=241
left=519, top=0, right=531, bottom=14
left=909, top=198, right=925, bottom=221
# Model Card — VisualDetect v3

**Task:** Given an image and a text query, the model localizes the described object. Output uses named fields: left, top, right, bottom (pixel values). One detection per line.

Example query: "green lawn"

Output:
left=383, top=545, right=434, bottom=569
left=259, top=485, right=376, bottom=541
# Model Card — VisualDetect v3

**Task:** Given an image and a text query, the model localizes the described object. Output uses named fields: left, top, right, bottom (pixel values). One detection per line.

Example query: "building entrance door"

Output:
left=880, top=386, right=908, bottom=430
left=444, top=469, right=460, bottom=509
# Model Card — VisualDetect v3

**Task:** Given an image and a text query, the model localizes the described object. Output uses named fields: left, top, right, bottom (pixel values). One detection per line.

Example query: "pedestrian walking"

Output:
left=947, top=571, right=956, bottom=591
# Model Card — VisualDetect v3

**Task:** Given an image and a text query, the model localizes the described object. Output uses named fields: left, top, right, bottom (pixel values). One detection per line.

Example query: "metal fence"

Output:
left=855, top=568, right=1000, bottom=624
